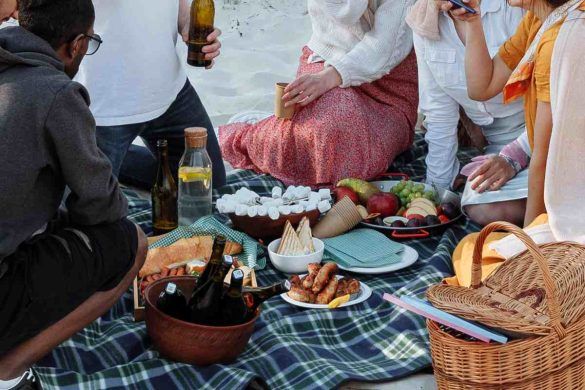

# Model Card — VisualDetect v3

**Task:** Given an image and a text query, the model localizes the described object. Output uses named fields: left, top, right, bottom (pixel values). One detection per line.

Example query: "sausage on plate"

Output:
left=316, top=277, right=339, bottom=304
left=312, top=262, right=338, bottom=293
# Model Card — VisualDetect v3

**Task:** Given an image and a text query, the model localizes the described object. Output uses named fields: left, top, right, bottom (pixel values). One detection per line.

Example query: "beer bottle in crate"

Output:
left=242, top=280, right=291, bottom=315
left=220, top=269, right=249, bottom=325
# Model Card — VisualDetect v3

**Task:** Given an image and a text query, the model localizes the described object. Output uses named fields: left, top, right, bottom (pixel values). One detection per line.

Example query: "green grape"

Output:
left=400, top=188, right=410, bottom=197
left=414, top=184, right=425, bottom=193
left=414, top=192, right=422, bottom=199
left=408, top=193, right=416, bottom=201
left=400, top=197, right=408, bottom=206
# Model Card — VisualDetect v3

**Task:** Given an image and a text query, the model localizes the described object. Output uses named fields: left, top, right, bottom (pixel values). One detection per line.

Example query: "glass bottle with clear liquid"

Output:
left=178, top=127, right=212, bottom=226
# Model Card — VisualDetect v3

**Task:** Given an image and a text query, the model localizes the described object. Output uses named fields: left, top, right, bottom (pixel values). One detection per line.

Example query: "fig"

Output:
left=424, top=215, right=441, bottom=226
left=441, top=202, right=459, bottom=219
left=391, top=220, right=406, bottom=228
left=407, top=218, right=423, bottom=228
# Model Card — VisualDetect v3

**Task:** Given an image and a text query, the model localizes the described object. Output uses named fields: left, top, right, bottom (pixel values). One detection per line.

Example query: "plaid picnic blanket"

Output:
left=35, top=134, right=481, bottom=389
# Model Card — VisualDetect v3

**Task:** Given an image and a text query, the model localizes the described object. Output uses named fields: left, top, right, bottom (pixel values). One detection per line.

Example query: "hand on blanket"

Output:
left=282, top=67, right=342, bottom=107
left=181, top=27, right=222, bottom=69
left=436, top=0, right=480, bottom=22
left=468, top=155, right=516, bottom=193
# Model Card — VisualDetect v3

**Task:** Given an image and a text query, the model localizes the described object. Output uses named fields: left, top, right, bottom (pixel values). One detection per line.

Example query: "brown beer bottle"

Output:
left=189, top=255, right=234, bottom=325
left=242, top=280, right=291, bottom=315
left=151, top=139, right=178, bottom=235
left=188, top=0, right=215, bottom=67
left=220, top=269, right=249, bottom=326
left=196, top=235, right=226, bottom=288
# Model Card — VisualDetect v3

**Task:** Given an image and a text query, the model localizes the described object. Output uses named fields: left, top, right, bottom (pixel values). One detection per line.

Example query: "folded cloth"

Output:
left=324, top=229, right=404, bottom=268
left=488, top=217, right=555, bottom=258
left=406, top=0, right=441, bottom=41
left=149, top=215, right=266, bottom=269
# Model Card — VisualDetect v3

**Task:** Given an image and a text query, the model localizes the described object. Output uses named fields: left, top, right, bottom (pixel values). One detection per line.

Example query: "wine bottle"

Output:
left=242, top=280, right=291, bottom=315
left=188, top=0, right=215, bottom=67
left=196, top=235, right=226, bottom=288
left=189, top=255, right=234, bottom=325
left=157, top=282, right=187, bottom=321
left=151, top=139, right=178, bottom=235
left=220, top=269, right=249, bottom=326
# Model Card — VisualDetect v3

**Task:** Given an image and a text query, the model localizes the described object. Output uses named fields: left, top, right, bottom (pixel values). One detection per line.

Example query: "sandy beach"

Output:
left=181, top=0, right=311, bottom=126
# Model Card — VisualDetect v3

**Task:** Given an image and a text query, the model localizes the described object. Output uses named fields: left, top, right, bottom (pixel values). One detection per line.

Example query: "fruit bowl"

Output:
left=145, top=276, right=260, bottom=366
left=360, top=179, right=463, bottom=239
left=228, top=209, right=320, bottom=240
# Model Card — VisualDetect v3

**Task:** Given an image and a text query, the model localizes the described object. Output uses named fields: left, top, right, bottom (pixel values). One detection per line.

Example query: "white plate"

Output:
left=335, top=245, right=419, bottom=275
left=281, top=275, right=372, bottom=309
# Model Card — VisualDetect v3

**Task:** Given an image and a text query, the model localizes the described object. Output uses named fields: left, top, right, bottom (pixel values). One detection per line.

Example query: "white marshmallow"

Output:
left=257, top=206, right=268, bottom=216
left=278, top=205, right=292, bottom=215
left=247, top=206, right=258, bottom=218
left=309, top=192, right=321, bottom=203
left=291, top=205, right=304, bottom=214
left=318, top=189, right=332, bottom=200
left=271, top=186, right=283, bottom=199
left=272, top=198, right=284, bottom=207
left=268, top=207, right=280, bottom=220
left=235, top=204, right=249, bottom=216
left=306, top=202, right=318, bottom=212
left=260, top=197, right=274, bottom=205
left=318, top=200, right=332, bottom=213
left=223, top=201, right=237, bottom=214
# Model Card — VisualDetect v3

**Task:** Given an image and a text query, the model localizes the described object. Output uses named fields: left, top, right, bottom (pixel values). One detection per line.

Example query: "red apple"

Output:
left=333, top=186, right=359, bottom=204
left=366, top=193, right=400, bottom=218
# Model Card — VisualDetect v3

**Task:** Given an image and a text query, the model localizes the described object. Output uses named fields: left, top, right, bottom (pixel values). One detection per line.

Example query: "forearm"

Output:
left=525, top=162, right=546, bottom=226
left=178, top=0, right=190, bottom=34
left=464, top=20, right=495, bottom=101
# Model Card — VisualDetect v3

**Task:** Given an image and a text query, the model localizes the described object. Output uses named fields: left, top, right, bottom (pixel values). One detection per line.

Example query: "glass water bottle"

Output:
left=178, top=127, right=213, bottom=226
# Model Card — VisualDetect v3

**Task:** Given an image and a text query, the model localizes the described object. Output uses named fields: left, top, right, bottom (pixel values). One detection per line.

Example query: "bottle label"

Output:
left=243, top=293, right=254, bottom=309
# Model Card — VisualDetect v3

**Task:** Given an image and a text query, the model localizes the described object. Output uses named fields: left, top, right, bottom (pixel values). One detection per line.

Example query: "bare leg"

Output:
left=465, top=198, right=527, bottom=227
left=0, top=224, right=147, bottom=380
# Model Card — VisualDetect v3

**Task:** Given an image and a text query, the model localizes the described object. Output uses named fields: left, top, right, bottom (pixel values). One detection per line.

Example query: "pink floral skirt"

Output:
left=219, top=47, right=419, bottom=186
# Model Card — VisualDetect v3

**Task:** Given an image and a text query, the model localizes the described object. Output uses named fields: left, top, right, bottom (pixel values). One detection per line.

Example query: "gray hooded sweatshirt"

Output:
left=0, top=27, right=128, bottom=263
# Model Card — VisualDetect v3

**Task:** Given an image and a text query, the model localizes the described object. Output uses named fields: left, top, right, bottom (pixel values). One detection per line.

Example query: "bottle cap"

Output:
left=215, top=235, right=227, bottom=244
left=232, top=269, right=244, bottom=280
left=156, top=139, right=168, bottom=148
left=165, top=283, right=177, bottom=294
left=223, top=255, right=234, bottom=267
left=184, top=127, right=208, bottom=148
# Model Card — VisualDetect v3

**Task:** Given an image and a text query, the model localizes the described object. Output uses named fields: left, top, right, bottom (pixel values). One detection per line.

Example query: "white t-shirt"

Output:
left=75, top=0, right=187, bottom=127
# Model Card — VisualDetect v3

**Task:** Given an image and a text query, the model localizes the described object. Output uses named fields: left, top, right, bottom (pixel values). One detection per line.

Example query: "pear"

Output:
left=336, top=178, right=381, bottom=205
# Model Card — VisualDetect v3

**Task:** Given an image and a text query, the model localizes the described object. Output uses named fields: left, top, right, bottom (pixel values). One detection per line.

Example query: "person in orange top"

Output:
left=438, top=0, right=585, bottom=227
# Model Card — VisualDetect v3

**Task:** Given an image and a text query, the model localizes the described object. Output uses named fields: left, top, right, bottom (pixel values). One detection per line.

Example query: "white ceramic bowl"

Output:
left=383, top=216, right=409, bottom=226
left=267, top=238, right=324, bottom=274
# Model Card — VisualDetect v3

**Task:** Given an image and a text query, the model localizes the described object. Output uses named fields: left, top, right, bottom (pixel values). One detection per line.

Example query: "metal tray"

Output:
left=359, top=176, right=463, bottom=239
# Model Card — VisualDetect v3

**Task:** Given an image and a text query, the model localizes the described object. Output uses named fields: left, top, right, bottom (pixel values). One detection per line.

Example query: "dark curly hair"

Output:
left=18, top=0, right=94, bottom=49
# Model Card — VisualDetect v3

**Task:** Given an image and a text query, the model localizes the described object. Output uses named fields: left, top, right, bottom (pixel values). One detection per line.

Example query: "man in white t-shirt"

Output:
left=75, top=0, right=226, bottom=189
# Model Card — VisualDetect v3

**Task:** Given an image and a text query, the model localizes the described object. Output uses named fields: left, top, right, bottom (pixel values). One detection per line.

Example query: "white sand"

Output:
left=180, top=0, right=312, bottom=126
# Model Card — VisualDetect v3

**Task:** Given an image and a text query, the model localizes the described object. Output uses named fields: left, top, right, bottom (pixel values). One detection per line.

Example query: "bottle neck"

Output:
left=156, top=147, right=173, bottom=184
left=208, top=240, right=226, bottom=265
left=226, top=280, right=243, bottom=297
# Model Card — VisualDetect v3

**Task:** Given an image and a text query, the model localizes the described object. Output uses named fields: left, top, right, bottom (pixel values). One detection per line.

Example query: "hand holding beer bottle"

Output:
left=186, top=0, right=222, bottom=69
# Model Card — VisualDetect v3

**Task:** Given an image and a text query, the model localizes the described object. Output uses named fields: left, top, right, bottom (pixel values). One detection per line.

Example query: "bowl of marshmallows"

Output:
left=216, top=186, right=332, bottom=240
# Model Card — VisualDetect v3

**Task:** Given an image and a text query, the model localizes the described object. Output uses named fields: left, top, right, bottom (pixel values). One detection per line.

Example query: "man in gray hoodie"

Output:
left=0, top=1, right=147, bottom=388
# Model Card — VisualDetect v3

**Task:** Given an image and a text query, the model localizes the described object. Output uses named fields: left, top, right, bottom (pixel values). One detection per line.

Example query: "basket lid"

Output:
left=427, top=222, right=585, bottom=338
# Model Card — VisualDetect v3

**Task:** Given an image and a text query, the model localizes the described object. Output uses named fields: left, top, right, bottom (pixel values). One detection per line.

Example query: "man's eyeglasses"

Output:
left=83, top=33, right=103, bottom=56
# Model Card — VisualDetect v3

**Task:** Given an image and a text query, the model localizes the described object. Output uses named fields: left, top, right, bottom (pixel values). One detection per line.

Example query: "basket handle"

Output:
left=471, top=222, right=566, bottom=338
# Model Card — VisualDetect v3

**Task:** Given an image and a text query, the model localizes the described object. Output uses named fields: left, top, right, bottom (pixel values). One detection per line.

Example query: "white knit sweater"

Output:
left=307, top=0, right=415, bottom=88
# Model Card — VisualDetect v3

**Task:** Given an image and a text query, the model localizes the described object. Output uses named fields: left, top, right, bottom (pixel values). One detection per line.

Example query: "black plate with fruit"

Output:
left=333, top=174, right=463, bottom=239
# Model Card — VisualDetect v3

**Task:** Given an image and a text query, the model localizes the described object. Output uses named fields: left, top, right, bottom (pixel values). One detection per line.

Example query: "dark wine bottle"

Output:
left=157, top=282, right=187, bottom=321
left=151, top=139, right=178, bottom=236
left=189, top=255, right=234, bottom=325
left=220, top=269, right=250, bottom=326
left=195, top=235, right=226, bottom=289
left=242, top=280, right=291, bottom=314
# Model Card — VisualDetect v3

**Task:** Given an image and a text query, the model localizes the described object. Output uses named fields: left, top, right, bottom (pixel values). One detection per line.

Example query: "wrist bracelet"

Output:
left=499, top=154, right=522, bottom=175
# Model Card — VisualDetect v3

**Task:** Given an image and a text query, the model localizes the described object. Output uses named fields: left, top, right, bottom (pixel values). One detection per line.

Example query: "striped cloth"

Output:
left=34, top=134, right=481, bottom=389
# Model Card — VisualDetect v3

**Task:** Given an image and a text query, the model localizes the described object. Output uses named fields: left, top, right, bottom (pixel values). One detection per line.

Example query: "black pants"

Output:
left=0, top=219, right=138, bottom=354
left=96, top=80, right=226, bottom=190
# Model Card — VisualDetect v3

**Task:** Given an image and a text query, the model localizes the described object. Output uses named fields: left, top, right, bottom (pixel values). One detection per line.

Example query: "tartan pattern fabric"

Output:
left=35, top=134, right=481, bottom=389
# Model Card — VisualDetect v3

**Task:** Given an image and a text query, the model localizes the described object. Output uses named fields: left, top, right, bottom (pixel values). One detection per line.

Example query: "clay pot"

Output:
left=145, top=276, right=259, bottom=366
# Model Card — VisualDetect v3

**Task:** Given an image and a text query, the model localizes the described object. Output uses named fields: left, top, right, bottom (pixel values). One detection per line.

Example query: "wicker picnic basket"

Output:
left=426, top=222, right=585, bottom=389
